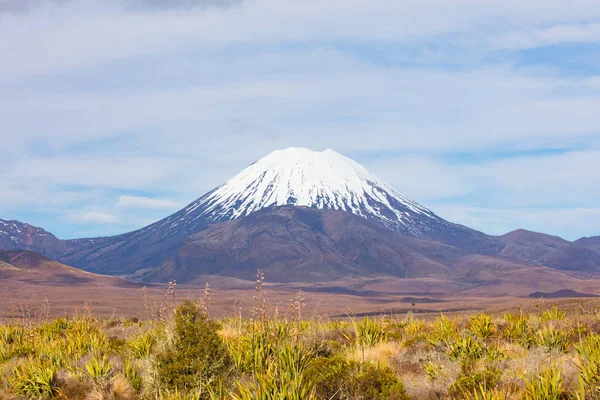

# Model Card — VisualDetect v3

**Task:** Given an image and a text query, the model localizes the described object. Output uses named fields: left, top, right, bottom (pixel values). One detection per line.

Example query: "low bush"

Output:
left=305, top=355, right=409, bottom=399
left=155, top=300, right=232, bottom=394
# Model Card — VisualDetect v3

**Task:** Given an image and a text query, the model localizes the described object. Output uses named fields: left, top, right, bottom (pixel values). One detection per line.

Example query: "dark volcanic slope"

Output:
left=576, top=236, right=600, bottom=253
left=58, top=208, right=212, bottom=276
left=57, top=201, right=501, bottom=277
left=145, top=206, right=534, bottom=283
left=497, top=229, right=600, bottom=273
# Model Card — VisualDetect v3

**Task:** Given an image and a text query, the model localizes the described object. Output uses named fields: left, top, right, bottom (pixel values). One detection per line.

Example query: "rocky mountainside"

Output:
left=0, top=219, right=68, bottom=256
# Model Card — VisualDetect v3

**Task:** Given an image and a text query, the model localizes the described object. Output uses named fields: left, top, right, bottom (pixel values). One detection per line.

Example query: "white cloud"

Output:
left=365, top=156, right=469, bottom=201
left=116, top=195, right=180, bottom=209
left=3, top=157, right=189, bottom=190
left=3, top=0, right=600, bottom=81
left=67, top=211, right=121, bottom=224
left=1, top=0, right=599, bottom=239
left=488, top=23, right=600, bottom=50
left=369, top=150, right=600, bottom=209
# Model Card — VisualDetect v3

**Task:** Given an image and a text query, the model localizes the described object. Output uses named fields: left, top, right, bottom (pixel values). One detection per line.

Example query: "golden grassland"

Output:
left=1, top=275, right=600, bottom=399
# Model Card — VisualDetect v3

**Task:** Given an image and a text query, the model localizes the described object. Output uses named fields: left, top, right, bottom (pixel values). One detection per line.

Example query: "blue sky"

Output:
left=1, top=0, right=599, bottom=240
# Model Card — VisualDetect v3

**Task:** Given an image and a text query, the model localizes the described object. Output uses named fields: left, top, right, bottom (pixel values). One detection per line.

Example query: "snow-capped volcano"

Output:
left=56, top=147, right=502, bottom=276
left=180, top=147, right=439, bottom=234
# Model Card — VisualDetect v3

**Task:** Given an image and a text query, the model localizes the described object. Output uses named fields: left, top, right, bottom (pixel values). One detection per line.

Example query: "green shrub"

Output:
left=124, top=356, right=142, bottom=392
left=83, top=353, right=114, bottom=382
left=351, top=362, right=409, bottom=400
left=537, top=326, right=569, bottom=353
left=128, top=331, right=156, bottom=359
left=305, top=355, right=352, bottom=399
left=450, top=365, right=503, bottom=397
left=304, top=334, right=340, bottom=358
left=232, top=343, right=315, bottom=400
left=448, top=335, right=484, bottom=361
left=155, top=300, right=231, bottom=393
left=355, top=317, right=387, bottom=348
left=468, top=313, right=496, bottom=340
left=448, top=333, right=503, bottom=396
left=9, top=359, right=59, bottom=399
left=576, top=333, right=600, bottom=396
left=523, top=366, right=566, bottom=400
left=305, top=355, right=408, bottom=400
left=542, top=307, right=566, bottom=322
left=108, top=336, right=127, bottom=354
left=427, top=314, right=458, bottom=350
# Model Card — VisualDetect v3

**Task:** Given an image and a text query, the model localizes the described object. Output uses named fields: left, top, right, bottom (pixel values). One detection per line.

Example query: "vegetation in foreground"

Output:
left=1, top=273, right=600, bottom=399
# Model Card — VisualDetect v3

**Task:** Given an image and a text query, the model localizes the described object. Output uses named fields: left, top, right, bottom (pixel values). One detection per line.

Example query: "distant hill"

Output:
left=576, top=236, right=600, bottom=253
left=497, top=229, right=600, bottom=273
left=0, top=250, right=136, bottom=287
left=529, top=289, right=599, bottom=298
left=0, top=219, right=68, bottom=258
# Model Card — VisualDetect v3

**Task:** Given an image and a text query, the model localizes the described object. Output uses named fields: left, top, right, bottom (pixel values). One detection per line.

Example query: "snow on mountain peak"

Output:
left=176, top=147, right=441, bottom=234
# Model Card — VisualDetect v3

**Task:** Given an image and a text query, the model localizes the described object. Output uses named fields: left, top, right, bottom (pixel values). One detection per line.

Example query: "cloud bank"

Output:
left=0, top=0, right=241, bottom=14
left=116, top=195, right=180, bottom=209
left=1, top=0, right=599, bottom=240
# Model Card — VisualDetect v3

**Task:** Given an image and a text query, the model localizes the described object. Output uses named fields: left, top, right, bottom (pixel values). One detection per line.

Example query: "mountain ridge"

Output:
left=496, top=229, right=600, bottom=273
left=0, top=147, right=598, bottom=283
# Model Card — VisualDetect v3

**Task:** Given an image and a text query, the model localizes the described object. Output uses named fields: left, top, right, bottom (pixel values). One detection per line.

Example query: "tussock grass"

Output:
left=1, top=276, right=600, bottom=399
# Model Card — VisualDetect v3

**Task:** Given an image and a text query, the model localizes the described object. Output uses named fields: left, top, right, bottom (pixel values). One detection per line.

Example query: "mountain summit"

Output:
left=162, top=147, right=440, bottom=235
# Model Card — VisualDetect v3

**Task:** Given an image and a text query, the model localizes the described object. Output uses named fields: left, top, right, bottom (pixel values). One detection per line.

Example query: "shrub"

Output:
left=351, top=362, right=408, bottom=400
left=123, top=356, right=142, bottom=392
left=355, top=317, right=387, bottom=348
left=502, top=313, right=535, bottom=348
left=542, top=307, right=566, bottom=322
left=9, top=359, right=60, bottom=399
left=305, top=355, right=408, bottom=399
left=466, top=385, right=510, bottom=400
left=450, top=365, right=503, bottom=397
left=424, top=361, right=444, bottom=382
left=537, top=326, right=569, bottom=353
left=304, top=334, right=340, bottom=358
left=448, top=333, right=503, bottom=396
left=83, top=353, right=114, bottom=391
left=427, top=314, right=458, bottom=350
left=576, top=333, right=600, bottom=396
left=448, top=335, right=483, bottom=361
left=232, top=343, right=315, bottom=400
left=155, top=300, right=232, bottom=393
left=128, top=331, right=156, bottom=359
left=523, top=366, right=565, bottom=400
left=468, top=313, right=496, bottom=340
left=305, top=355, right=352, bottom=399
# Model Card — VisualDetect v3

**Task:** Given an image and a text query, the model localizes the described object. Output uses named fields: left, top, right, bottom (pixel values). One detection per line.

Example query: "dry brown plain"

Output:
left=1, top=273, right=599, bottom=321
